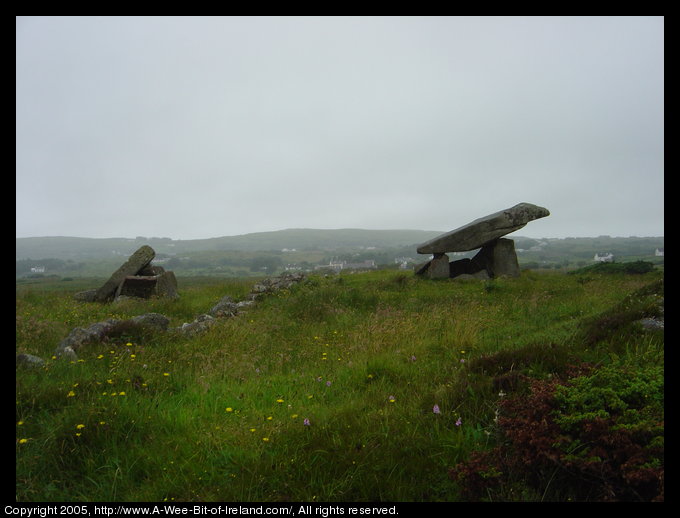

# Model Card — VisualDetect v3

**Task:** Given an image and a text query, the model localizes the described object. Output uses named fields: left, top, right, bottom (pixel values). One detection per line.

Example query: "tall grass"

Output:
left=16, top=269, right=663, bottom=501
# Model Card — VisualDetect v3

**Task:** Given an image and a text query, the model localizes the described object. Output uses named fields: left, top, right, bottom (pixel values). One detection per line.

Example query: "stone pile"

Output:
left=74, top=245, right=178, bottom=302
left=25, top=272, right=308, bottom=363
left=415, top=203, right=550, bottom=280
left=177, top=272, right=306, bottom=336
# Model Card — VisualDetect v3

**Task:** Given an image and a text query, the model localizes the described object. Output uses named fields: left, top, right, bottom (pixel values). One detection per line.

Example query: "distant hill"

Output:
left=16, top=231, right=664, bottom=279
left=16, top=229, right=445, bottom=261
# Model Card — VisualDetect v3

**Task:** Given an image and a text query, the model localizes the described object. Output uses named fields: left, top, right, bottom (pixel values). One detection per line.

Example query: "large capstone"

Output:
left=415, top=203, right=549, bottom=280
left=416, top=202, right=549, bottom=254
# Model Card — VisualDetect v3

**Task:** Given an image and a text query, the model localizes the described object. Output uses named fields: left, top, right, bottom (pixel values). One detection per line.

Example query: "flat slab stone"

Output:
left=417, top=202, right=550, bottom=254
left=116, top=275, right=158, bottom=299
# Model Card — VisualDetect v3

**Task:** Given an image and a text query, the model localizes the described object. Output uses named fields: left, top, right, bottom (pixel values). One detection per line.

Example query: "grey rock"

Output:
left=153, top=271, right=179, bottom=299
left=453, top=271, right=491, bottom=281
left=210, top=296, right=238, bottom=318
left=427, top=253, right=451, bottom=279
left=59, top=346, right=78, bottom=361
left=417, top=203, right=550, bottom=254
left=470, top=238, right=520, bottom=278
left=249, top=272, right=306, bottom=298
left=16, top=353, right=46, bottom=368
left=131, top=313, right=170, bottom=331
left=177, top=314, right=216, bottom=336
left=56, top=319, right=121, bottom=353
left=94, top=246, right=155, bottom=302
left=638, top=317, right=664, bottom=330
left=73, top=289, right=97, bottom=302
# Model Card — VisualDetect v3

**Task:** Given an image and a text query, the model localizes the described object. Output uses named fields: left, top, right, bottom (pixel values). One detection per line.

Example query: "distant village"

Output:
left=19, top=242, right=665, bottom=278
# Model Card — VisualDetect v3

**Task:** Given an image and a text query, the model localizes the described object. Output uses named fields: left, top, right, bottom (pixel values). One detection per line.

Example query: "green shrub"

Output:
left=450, top=362, right=664, bottom=501
left=569, top=261, right=656, bottom=275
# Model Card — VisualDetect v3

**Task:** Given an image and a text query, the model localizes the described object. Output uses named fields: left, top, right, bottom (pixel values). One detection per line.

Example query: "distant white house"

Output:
left=655, top=248, right=664, bottom=256
left=30, top=266, right=45, bottom=273
left=594, top=253, right=614, bottom=262
left=315, top=259, right=377, bottom=272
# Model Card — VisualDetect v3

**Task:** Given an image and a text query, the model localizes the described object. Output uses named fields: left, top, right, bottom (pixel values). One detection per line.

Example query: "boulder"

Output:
left=56, top=319, right=121, bottom=353
left=16, top=353, right=46, bottom=368
left=417, top=202, right=549, bottom=254
left=93, top=245, right=155, bottom=302
left=209, top=296, right=239, bottom=318
left=131, top=313, right=171, bottom=331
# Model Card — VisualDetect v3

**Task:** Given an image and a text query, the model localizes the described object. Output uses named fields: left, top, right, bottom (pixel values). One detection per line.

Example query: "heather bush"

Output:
left=450, top=362, right=664, bottom=501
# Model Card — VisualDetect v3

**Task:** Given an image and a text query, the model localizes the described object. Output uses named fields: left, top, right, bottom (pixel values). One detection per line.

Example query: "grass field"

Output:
left=16, top=268, right=664, bottom=502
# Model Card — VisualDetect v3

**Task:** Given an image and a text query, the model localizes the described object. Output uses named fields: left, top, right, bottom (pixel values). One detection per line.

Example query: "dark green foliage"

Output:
left=569, top=260, right=656, bottom=275
left=450, top=362, right=664, bottom=501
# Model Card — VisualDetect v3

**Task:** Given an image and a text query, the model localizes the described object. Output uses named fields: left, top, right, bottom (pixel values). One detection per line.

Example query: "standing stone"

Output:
left=488, top=238, right=520, bottom=277
left=153, top=271, right=179, bottom=299
left=470, top=238, right=520, bottom=278
left=427, top=253, right=451, bottom=279
left=93, top=245, right=155, bottom=302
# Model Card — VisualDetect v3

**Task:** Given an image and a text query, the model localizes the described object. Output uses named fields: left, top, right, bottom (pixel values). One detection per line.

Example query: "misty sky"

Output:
left=16, top=16, right=664, bottom=240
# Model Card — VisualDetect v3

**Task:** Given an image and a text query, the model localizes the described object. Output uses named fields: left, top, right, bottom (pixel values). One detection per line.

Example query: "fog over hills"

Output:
left=16, top=229, right=663, bottom=262
left=16, top=229, right=445, bottom=261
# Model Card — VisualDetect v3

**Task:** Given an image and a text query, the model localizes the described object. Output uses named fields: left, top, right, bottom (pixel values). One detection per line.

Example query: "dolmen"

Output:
left=74, top=245, right=178, bottom=302
left=415, top=202, right=550, bottom=280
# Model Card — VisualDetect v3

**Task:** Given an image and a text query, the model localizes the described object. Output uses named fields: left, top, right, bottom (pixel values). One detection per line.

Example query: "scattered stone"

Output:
left=131, top=313, right=170, bottom=331
left=209, top=296, right=239, bottom=318
left=249, top=272, right=306, bottom=299
left=177, top=314, right=216, bottom=337
left=638, top=317, right=664, bottom=330
left=56, top=319, right=121, bottom=354
left=57, top=272, right=307, bottom=354
left=16, top=353, right=46, bottom=368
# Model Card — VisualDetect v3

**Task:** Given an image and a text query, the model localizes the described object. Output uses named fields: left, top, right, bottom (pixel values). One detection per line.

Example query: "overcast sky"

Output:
left=16, top=16, right=664, bottom=240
